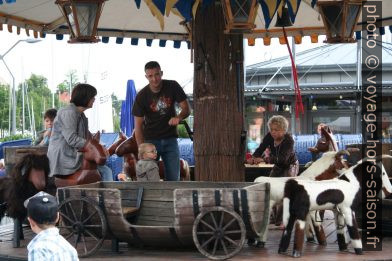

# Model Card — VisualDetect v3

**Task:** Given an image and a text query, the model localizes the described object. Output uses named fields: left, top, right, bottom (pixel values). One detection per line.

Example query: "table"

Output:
left=245, top=163, right=274, bottom=182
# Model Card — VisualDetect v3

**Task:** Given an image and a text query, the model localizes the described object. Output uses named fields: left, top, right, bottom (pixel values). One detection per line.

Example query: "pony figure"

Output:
left=279, top=156, right=392, bottom=257
left=54, top=132, right=108, bottom=187
left=107, top=132, right=127, bottom=156
left=0, top=153, right=52, bottom=247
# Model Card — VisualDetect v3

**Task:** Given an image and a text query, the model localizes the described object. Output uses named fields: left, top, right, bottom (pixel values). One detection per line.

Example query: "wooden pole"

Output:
left=193, top=2, right=245, bottom=181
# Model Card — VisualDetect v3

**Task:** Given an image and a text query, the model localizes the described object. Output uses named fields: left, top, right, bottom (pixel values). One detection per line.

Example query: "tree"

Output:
left=0, top=84, right=10, bottom=138
left=64, top=70, right=78, bottom=93
left=16, top=74, right=53, bottom=134
left=193, top=3, right=245, bottom=181
left=111, top=94, right=122, bottom=132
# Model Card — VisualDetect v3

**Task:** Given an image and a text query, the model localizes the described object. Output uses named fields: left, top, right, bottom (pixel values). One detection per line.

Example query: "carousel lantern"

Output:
left=317, top=0, right=362, bottom=43
left=55, top=0, right=106, bottom=43
left=221, top=0, right=258, bottom=33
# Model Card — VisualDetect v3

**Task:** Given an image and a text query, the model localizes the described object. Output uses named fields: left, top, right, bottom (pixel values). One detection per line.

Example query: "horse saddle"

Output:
left=55, top=170, right=101, bottom=188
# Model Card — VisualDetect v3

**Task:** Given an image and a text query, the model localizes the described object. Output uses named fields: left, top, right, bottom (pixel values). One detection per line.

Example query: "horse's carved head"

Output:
left=13, top=153, right=50, bottom=192
left=79, top=131, right=107, bottom=166
left=316, top=126, right=338, bottom=153
left=115, top=135, right=138, bottom=159
left=108, top=132, right=127, bottom=156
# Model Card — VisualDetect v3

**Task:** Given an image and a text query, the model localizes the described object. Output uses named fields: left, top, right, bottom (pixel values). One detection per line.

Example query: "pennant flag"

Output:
left=144, top=0, right=166, bottom=30
left=174, top=0, right=193, bottom=21
left=286, top=0, right=302, bottom=23
left=165, top=0, right=178, bottom=16
left=134, top=0, right=142, bottom=8
left=192, top=0, right=201, bottom=19
left=152, top=0, right=166, bottom=15
left=258, top=0, right=282, bottom=28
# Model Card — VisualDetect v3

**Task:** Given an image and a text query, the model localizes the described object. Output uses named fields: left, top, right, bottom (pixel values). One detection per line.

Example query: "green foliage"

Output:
left=16, top=74, right=53, bottom=133
left=111, top=94, right=122, bottom=132
left=178, top=123, right=190, bottom=138
left=57, top=81, right=69, bottom=93
left=0, top=134, right=32, bottom=142
left=0, top=84, right=10, bottom=133
left=0, top=71, right=122, bottom=137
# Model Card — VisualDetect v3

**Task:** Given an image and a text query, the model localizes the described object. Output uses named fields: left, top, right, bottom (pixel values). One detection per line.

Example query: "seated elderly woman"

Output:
left=247, top=115, right=299, bottom=177
left=247, top=115, right=298, bottom=226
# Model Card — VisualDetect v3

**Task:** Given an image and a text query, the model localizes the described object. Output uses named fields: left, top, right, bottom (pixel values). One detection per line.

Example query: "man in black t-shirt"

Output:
left=132, top=61, right=190, bottom=181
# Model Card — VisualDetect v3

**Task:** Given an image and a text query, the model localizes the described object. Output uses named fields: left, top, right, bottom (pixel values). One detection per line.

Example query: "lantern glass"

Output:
left=73, top=2, right=98, bottom=36
left=56, top=0, right=105, bottom=43
left=320, top=4, right=343, bottom=39
left=318, top=0, right=362, bottom=43
left=221, top=0, right=258, bottom=33
left=231, top=0, right=253, bottom=23
left=345, top=5, right=360, bottom=38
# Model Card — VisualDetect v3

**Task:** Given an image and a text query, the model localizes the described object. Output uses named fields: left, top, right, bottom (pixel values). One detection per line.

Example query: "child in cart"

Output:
left=118, top=143, right=161, bottom=181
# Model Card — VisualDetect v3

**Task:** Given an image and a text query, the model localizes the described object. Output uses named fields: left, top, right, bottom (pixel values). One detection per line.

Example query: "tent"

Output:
left=120, top=80, right=137, bottom=137
left=1, top=1, right=391, bottom=46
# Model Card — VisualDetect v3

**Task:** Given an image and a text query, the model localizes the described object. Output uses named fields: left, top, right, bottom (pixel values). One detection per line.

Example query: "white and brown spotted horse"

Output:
left=254, top=150, right=349, bottom=247
left=279, top=155, right=392, bottom=257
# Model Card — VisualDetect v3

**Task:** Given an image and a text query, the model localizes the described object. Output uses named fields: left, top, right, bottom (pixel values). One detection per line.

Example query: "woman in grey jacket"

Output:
left=47, top=83, right=113, bottom=181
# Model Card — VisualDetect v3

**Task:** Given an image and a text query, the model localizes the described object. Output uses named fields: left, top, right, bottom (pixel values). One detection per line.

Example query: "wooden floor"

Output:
left=1, top=213, right=392, bottom=261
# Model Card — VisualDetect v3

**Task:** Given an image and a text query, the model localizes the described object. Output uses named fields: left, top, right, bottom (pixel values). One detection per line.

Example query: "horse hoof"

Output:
left=255, top=241, right=265, bottom=248
left=278, top=248, right=287, bottom=255
left=292, top=250, right=302, bottom=258
left=247, top=238, right=255, bottom=246
left=354, top=248, right=363, bottom=255
left=318, top=240, right=327, bottom=246
left=307, top=237, right=315, bottom=243
left=338, top=245, right=348, bottom=251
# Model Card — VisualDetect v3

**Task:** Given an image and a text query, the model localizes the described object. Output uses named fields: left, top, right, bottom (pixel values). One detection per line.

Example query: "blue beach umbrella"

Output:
left=120, top=80, right=137, bottom=137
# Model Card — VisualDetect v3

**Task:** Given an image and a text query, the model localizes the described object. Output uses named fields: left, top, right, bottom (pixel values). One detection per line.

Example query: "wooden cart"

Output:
left=56, top=181, right=270, bottom=260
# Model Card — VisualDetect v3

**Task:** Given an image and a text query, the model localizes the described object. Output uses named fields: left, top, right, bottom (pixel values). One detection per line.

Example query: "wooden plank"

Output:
left=139, top=207, right=174, bottom=217
left=136, top=220, right=173, bottom=226
left=4, top=146, right=47, bottom=165
left=99, top=181, right=253, bottom=190
left=138, top=201, right=173, bottom=209
left=137, top=215, right=174, bottom=223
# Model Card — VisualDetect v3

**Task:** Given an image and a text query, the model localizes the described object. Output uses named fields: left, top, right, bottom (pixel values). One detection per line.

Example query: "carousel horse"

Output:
left=0, top=153, right=52, bottom=247
left=108, top=132, right=127, bottom=156
left=54, top=131, right=108, bottom=188
left=308, top=126, right=338, bottom=155
left=115, top=134, right=190, bottom=181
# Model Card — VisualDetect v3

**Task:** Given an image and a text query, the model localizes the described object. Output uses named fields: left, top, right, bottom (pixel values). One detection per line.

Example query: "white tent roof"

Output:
left=1, top=0, right=392, bottom=44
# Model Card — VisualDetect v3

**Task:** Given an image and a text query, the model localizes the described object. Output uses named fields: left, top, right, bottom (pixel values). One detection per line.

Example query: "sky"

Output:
left=0, top=30, right=326, bottom=100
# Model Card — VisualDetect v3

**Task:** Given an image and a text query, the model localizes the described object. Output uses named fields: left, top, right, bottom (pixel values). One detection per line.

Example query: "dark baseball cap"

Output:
left=24, top=191, right=58, bottom=224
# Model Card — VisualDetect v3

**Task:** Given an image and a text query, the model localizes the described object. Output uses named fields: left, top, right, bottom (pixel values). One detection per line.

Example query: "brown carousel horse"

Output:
left=308, top=126, right=338, bottom=155
left=114, top=133, right=190, bottom=181
left=0, top=153, right=53, bottom=247
left=54, top=131, right=108, bottom=187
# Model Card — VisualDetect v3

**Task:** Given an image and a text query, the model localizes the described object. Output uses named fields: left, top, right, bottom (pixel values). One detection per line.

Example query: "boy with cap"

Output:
left=24, top=191, right=78, bottom=261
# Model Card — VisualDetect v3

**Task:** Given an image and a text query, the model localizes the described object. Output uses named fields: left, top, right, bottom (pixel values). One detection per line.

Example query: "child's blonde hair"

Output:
left=138, top=143, right=156, bottom=159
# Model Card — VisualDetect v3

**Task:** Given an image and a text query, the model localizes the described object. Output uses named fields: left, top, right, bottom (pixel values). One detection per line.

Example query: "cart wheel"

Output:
left=192, top=207, right=246, bottom=260
left=58, top=197, right=107, bottom=257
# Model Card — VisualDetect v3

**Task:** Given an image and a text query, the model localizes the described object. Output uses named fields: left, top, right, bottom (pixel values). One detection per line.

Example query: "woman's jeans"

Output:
left=97, top=164, right=113, bottom=181
left=146, top=137, right=180, bottom=181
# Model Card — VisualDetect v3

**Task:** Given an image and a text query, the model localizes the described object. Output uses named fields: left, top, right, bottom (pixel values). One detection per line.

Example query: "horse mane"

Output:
left=0, top=153, right=51, bottom=220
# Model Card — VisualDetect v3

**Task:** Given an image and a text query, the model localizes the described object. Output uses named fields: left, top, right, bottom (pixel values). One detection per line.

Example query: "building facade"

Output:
left=244, top=43, right=392, bottom=151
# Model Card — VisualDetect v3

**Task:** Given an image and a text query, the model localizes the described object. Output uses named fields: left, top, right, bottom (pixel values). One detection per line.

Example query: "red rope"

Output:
left=282, top=27, right=304, bottom=118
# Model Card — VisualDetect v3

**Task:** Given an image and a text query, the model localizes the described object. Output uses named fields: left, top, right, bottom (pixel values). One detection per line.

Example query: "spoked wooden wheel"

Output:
left=192, top=207, right=246, bottom=260
left=58, top=197, right=107, bottom=257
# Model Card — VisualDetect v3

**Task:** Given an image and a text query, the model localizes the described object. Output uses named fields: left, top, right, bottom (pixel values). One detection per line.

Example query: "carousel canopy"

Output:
left=0, top=0, right=392, bottom=46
